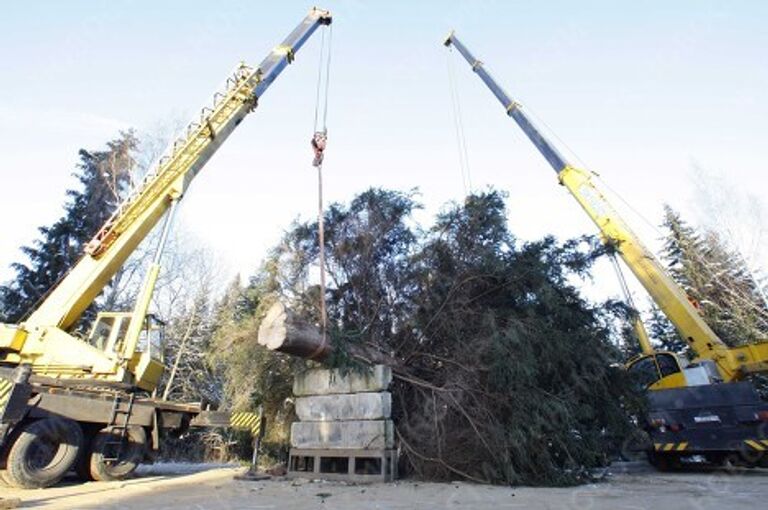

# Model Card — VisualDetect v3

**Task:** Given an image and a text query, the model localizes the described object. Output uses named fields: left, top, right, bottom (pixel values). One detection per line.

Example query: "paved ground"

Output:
left=2, top=461, right=767, bottom=509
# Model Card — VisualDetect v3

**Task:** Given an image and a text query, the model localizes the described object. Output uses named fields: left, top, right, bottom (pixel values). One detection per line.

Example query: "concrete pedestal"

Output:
left=288, top=365, right=396, bottom=482
left=295, top=392, right=391, bottom=421
left=293, top=365, right=392, bottom=396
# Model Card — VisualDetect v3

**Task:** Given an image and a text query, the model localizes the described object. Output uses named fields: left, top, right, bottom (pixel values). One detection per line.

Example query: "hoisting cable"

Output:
left=446, top=47, right=472, bottom=195
left=310, top=24, right=332, bottom=357
left=609, top=253, right=654, bottom=354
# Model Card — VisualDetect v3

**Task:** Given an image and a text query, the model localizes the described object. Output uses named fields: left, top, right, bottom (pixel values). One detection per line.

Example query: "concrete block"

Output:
left=293, top=365, right=392, bottom=396
left=295, top=392, right=391, bottom=421
left=290, top=420, right=394, bottom=449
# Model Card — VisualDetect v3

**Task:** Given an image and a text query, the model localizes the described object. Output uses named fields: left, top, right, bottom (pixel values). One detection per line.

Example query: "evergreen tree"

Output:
left=234, top=188, right=637, bottom=485
left=207, top=267, right=304, bottom=461
left=646, top=302, right=687, bottom=355
left=0, top=132, right=137, bottom=323
left=659, top=205, right=768, bottom=346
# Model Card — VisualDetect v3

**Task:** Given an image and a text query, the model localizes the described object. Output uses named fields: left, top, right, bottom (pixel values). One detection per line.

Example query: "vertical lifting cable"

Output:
left=312, top=24, right=333, bottom=134
left=312, top=29, right=326, bottom=134
left=610, top=253, right=653, bottom=354
left=446, top=48, right=472, bottom=195
left=317, top=155, right=327, bottom=344
left=311, top=25, right=332, bottom=349
left=322, top=25, right=333, bottom=132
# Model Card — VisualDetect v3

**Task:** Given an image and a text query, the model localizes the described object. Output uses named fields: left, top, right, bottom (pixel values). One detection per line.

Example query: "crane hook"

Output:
left=311, top=130, right=327, bottom=167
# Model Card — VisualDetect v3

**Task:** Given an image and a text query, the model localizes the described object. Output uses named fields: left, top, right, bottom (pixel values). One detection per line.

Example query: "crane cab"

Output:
left=87, top=312, right=164, bottom=358
left=87, top=312, right=166, bottom=390
left=627, top=352, right=723, bottom=390
left=627, top=352, right=687, bottom=390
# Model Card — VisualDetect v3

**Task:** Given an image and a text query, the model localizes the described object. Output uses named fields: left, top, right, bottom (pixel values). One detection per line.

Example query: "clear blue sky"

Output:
left=1, top=1, right=766, bottom=303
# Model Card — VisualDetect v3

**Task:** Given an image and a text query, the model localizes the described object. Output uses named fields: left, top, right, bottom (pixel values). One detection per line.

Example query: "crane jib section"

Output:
left=87, top=10, right=332, bottom=258
left=25, top=9, right=331, bottom=330
left=441, top=31, right=768, bottom=381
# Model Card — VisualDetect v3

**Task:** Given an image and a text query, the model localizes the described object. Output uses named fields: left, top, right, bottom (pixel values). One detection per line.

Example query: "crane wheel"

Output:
left=3, top=418, right=83, bottom=489
left=87, top=426, right=147, bottom=482
left=74, top=428, right=97, bottom=481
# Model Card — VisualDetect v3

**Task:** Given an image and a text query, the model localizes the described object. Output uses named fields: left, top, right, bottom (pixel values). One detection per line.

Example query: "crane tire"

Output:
left=88, top=426, right=147, bottom=482
left=74, top=429, right=96, bottom=481
left=3, top=418, right=83, bottom=489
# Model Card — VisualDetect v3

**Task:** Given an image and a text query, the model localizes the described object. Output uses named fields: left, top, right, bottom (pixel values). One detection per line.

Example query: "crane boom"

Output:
left=0, top=12, right=331, bottom=490
left=0, top=8, right=332, bottom=390
left=26, top=8, right=331, bottom=332
left=443, top=32, right=768, bottom=382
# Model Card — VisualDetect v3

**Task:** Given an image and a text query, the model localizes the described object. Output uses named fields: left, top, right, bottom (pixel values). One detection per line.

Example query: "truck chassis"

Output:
left=0, top=366, right=244, bottom=488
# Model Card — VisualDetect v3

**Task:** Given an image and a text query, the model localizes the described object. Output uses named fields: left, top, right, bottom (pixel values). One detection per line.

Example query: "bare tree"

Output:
left=690, top=163, right=767, bottom=274
left=99, top=118, right=188, bottom=312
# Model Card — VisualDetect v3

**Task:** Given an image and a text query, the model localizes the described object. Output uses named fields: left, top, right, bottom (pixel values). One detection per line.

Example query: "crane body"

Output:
left=445, top=31, right=768, bottom=468
left=0, top=8, right=331, bottom=489
left=1, top=8, right=331, bottom=390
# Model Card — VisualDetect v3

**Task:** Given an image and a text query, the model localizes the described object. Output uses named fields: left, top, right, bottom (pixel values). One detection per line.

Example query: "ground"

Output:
left=2, top=461, right=767, bottom=509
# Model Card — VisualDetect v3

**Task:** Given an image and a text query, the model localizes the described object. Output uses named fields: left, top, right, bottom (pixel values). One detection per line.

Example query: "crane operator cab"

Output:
left=627, top=351, right=723, bottom=390
left=87, top=311, right=166, bottom=390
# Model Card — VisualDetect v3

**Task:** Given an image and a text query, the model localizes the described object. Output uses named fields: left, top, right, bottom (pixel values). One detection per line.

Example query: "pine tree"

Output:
left=0, top=132, right=137, bottom=323
left=659, top=205, right=768, bottom=346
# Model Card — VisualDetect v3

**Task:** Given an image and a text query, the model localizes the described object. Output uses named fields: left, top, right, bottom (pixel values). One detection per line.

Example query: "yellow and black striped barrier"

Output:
left=744, top=439, right=768, bottom=451
left=230, top=411, right=264, bottom=437
left=654, top=442, right=688, bottom=452
left=0, top=377, right=13, bottom=414
left=189, top=408, right=265, bottom=437
left=656, top=439, right=768, bottom=453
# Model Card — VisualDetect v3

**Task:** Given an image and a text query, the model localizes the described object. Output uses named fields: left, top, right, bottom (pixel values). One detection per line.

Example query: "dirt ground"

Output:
left=2, top=461, right=767, bottom=510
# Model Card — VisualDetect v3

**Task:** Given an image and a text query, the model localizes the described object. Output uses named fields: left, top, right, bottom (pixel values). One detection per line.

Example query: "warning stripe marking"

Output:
left=230, top=412, right=263, bottom=435
left=0, top=378, right=13, bottom=408
left=745, top=440, right=765, bottom=451
left=654, top=442, right=688, bottom=452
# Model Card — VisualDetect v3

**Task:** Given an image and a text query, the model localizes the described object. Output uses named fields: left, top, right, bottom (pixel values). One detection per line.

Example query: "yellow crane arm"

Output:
left=24, top=8, right=332, bottom=332
left=556, top=166, right=735, bottom=370
left=444, top=32, right=768, bottom=381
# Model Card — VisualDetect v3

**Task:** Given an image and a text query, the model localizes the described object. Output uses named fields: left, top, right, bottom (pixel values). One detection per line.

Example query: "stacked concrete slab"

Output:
left=288, top=365, right=396, bottom=482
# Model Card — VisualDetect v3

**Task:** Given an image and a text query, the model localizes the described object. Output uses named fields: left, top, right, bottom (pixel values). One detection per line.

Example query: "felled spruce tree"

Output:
left=246, top=187, right=637, bottom=486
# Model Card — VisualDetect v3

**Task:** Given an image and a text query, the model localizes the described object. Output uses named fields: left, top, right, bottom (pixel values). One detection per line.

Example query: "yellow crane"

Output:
left=0, top=8, right=331, bottom=489
left=444, top=31, right=768, bottom=469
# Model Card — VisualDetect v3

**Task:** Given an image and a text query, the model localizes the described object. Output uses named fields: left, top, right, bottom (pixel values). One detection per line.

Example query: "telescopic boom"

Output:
left=444, top=31, right=768, bottom=381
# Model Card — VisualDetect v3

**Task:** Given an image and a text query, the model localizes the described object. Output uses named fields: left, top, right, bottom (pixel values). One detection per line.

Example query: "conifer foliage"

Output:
left=656, top=205, right=768, bottom=348
left=230, top=188, right=638, bottom=485
left=0, top=132, right=137, bottom=323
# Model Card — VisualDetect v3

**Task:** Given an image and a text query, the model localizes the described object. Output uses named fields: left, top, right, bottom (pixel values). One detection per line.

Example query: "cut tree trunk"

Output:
left=257, top=302, right=331, bottom=361
left=257, top=301, right=400, bottom=367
